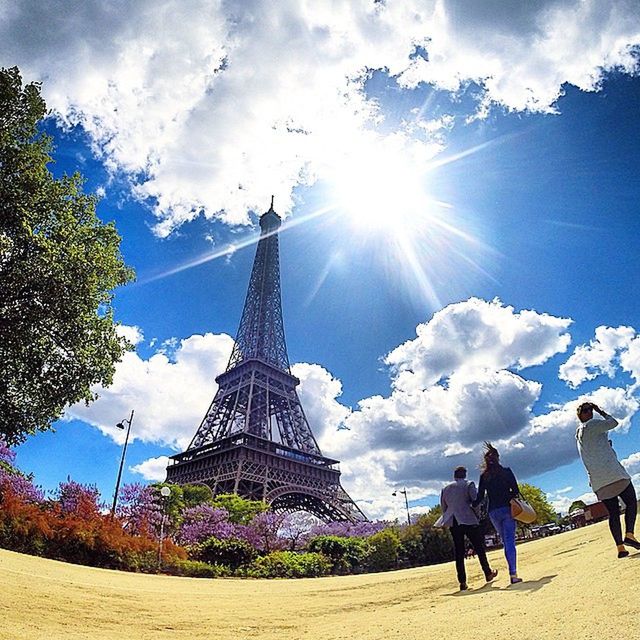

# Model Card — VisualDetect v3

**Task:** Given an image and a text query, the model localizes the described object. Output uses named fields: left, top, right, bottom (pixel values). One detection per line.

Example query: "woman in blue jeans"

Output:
left=475, top=442, right=523, bottom=584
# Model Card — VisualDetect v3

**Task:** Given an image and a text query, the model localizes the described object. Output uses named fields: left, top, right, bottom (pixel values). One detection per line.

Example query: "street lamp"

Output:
left=110, top=409, right=134, bottom=517
left=158, top=486, right=171, bottom=571
left=392, top=487, right=411, bottom=525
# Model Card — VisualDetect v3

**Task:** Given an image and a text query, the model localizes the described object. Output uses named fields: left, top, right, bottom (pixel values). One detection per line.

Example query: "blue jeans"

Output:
left=489, top=506, right=517, bottom=575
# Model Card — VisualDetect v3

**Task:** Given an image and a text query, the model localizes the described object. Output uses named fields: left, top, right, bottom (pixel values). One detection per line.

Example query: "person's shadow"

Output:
left=444, top=574, right=557, bottom=596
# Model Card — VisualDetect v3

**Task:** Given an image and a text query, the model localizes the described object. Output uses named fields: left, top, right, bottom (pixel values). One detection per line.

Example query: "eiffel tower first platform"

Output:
left=166, top=201, right=366, bottom=522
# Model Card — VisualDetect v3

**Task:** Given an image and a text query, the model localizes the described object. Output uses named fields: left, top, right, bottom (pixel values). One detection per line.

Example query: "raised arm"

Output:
left=585, top=405, right=619, bottom=434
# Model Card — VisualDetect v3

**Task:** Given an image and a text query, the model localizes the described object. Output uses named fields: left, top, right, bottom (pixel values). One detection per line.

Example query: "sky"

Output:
left=2, top=0, right=640, bottom=521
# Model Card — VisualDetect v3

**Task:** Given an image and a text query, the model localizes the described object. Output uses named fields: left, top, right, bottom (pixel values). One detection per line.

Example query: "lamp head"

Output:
left=116, top=422, right=126, bottom=430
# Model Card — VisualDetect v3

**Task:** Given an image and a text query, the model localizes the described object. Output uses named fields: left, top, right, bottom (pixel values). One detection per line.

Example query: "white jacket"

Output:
left=576, top=414, right=629, bottom=493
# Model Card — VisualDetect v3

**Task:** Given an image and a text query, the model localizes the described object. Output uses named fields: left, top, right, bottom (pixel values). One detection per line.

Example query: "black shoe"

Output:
left=618, top=549, right=630, bottom=558
left=624, top=536, right=640, bottom=550
left=459, top=582, right=468, bottom=591
left=485, top=569, right=498, bottom=582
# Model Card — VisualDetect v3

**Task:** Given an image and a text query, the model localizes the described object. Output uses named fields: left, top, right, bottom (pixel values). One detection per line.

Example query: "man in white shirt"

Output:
left=440, top=466, right=498, bottom=590
left=576, top=401, right=640, bottom=558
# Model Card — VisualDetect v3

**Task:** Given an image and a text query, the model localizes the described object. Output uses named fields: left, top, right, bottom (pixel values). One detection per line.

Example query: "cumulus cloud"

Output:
left=1, top=1, right=638, bottom=235
left=559, top=325, right=636, bottom=388
left=621, top=451, right=640, bottom=476
left=385, top=297, right=572, bottom=390
left=292, top=362, right=351, bottom=450
left=130, top=456, right=170, bottom=482
left=66, top=330, right=234, bottom=450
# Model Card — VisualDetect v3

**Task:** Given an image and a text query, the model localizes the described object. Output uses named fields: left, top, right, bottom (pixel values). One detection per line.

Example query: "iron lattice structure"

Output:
left=166, top=202, right=366, bottom=522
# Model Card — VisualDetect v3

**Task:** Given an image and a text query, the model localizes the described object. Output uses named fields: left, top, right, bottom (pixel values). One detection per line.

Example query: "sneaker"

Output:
left=485, top=569, right=498, bottom=582
left=459, top=582, right=468, bottom=591
left=624, top=536, right=640, bottom=550
left=510, top=576, right=523, bottom=584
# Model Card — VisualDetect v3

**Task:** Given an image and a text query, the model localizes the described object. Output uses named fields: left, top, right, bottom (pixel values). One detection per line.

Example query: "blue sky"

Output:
left=3, top=1, right=640, bottom=520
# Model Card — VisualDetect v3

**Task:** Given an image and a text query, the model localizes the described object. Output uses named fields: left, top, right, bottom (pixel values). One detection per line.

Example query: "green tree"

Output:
left=568, top=499, right=587, bottom=514
left=364, top=528, right=400, bottom=572
left=519, top=483, right=556, bottom=525
left=210, top=493, right=267, bottom=524
left=0, top=67, right=134, bottom=445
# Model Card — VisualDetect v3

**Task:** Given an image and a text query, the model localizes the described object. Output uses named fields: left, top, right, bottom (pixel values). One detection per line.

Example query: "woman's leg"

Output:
left=501, top=513, right=517, bottom=576
left=601, top=495, right=623, bottom=545
left=490, top=507, right=517, bottom=576
left=619, top=482, right=638, bottom=536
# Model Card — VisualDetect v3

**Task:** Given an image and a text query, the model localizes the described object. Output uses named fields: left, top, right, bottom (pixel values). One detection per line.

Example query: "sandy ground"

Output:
left=1, top=521, right=638, bottom=640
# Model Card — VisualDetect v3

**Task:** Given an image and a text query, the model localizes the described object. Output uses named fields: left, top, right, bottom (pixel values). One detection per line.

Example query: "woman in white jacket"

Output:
left=576, top=402, right=640, bottom=558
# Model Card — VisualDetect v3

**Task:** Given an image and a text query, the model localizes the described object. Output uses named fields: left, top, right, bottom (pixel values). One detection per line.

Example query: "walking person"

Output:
left=440, top=466, right=498, bottom=591
left=475, top=443, right=523, bottom=584
left=576, top=401, right=640, bottom=558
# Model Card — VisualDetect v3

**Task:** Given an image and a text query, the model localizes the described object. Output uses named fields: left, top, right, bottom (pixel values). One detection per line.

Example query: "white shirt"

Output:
left=576, top=413, right=629, bottom=493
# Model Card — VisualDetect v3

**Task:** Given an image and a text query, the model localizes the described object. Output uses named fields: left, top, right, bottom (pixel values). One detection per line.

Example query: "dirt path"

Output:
left=1, top=521, right=638, bottom=640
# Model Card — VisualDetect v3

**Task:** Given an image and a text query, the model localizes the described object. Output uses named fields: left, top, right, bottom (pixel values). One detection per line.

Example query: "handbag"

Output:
left=510, top=497, right=537, bottom=524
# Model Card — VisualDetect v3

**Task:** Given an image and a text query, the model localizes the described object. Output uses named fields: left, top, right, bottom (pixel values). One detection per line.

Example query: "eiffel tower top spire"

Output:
left=226, top=200, right=290, bottom=372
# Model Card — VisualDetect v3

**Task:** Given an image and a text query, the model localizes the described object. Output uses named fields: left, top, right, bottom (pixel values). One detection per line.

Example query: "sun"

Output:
left=327, top=137, right=434, bottom=235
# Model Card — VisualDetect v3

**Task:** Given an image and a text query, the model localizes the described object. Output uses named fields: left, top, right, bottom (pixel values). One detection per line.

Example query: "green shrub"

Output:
left=163, top=559, right=230, bottom=578
left=419, top=526, right=454, bottom=565
left=364, top=528, right=400, bottom=572
left=306, top=535, right=368, bottom=574
left=193, top=537, right=257, bottom=571
left=245, top=551, right=331, bottom=578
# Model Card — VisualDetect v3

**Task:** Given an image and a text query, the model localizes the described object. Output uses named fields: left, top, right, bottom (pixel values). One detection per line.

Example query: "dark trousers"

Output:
left=602, top=481, right=637, bottom=545
left=451, top=520, right=491, bottom=584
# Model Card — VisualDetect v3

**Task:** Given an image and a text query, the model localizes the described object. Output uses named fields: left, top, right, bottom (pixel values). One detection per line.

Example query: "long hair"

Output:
left=481, top=441, right=502, bottom=476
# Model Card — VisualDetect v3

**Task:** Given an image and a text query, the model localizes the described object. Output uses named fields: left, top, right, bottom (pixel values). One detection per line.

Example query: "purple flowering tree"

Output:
left=55, top=480, right=102, bottom=517
left=116, top=483, right=163, bottom=537
left=176, top=504, right=236, bottom=546
left=308, top=519, right=388, bottom=539
left=242, top=511, right=288, bottom=553
left=0, top=439, right=44, bottom=504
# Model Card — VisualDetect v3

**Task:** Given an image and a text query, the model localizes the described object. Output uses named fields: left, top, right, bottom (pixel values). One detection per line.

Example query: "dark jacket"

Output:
left=476, top=466, right=519, bottom=511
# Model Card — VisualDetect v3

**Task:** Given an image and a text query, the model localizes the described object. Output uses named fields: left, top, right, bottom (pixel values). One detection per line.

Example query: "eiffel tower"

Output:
left=166, top=200, right=366, bottom=522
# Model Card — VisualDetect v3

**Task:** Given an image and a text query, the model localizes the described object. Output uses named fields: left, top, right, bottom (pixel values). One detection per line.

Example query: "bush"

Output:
left=163, top=559, right=230, bottom=578
left=363, top=528, right=400, bottom=572
left=306, top=535, right=368, bottom=574
left=419, top=526, right=454, bottom=565
left=244, top=551, right=331, bottom=578
left=193, top=536, right=257, bottom=571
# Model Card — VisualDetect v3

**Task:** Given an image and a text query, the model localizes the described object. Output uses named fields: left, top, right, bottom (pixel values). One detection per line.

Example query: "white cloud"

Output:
left=66, top=332, right=234, bottom=450
left=559, top=325, right=636, bottom=388
left=130, top=456, right=170, bottom=482
left=549, top=490, right=597, bottom=515
left=115, top=324, right=144, bottom=346
left=292, top=362, right=351, bottom=450
left=621, top=451, right=640, bottom=476
left=385, top=297, right=571, bottom=390
left=1, top=2, right=638, bottom=235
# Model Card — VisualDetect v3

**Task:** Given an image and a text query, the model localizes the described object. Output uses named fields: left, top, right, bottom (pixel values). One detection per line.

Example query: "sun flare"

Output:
left=328, top=139, right=434, bottom=234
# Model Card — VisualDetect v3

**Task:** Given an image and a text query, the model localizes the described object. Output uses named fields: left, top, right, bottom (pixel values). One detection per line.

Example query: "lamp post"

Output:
left=110, top=409, right=134, bottom=517
left=158, top=486, right=171, bottom=571
left=392, top=487, right=411, bottom=525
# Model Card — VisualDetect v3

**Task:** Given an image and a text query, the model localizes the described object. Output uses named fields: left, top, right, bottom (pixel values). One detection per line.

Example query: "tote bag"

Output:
left=510, top=497, right=537, bottom=524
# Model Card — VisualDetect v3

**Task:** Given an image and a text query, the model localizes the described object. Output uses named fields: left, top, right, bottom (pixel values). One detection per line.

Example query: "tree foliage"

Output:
left=0, top=66, right=134, bottom=445
left=568, top=500, right=587, bottom=514
left=519, top=483, right=557, bottom=525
